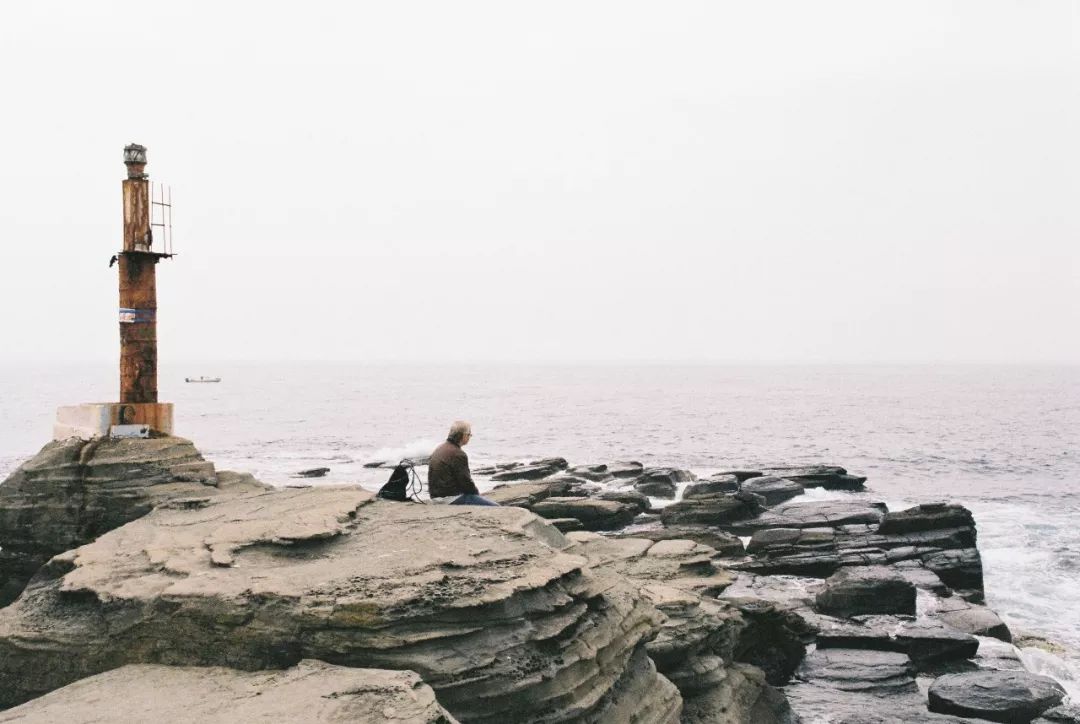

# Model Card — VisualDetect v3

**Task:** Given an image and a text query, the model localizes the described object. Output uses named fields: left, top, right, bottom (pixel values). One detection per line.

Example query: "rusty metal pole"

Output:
left=118, top=143, right=159, bottom=404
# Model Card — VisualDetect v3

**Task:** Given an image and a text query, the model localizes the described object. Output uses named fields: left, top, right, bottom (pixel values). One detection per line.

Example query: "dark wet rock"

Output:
left=720, top=573, right=821, bottom=609
left=814, top=616, right=978, bottom=670
left=0, top=436, right=263, bottom=607
left=547, top=517, right=584, bottom=532
left=740, top=476, right=805, bottom=506
left=724, top=500, right=886, bottom=535
left=928, top=670, right=1066, bottom=723
left=531, top=496, right=639, bottom=531
left=814, top=616, right=900, bottom=652
left=596, top=489, right=653, bottom=514
left=712, top=470, right=765, bottom=483
left=878, top=502, right=975, bottom=535
left=728, top=600, right=809, bottom=685
left=815, top=566, right=916, bottom=618
left=294, top=467, right=330, bottom=478
left=895, top=622, right=979, bottom=667
left=764, top=465, right=867, bottom=491
left=483, top=478, right=573, bottom=507
left=660, top=492, right=764, bottom=527
left=921, top=547, right=984, bottom=592
left=1037, top=704, right=1080, bottom=723
left=794, top=648, right=916, bottom=694
left=683, top=476, right=740, bottom=498
left=935, top=596, right=1012, bottom=641
left=746, top=527, right=834, bottom=554
left=489, top=457, right=568, bottom=481
left=567, top=463, right=613, bottom=481
left=617, top=526, right=745, bottom=557
left=0, top=492, right=679, bottom=723
left=680, top=663, right=796, bottom=724
left=608, top=461, right=645, bottom=478
left=632, top=468, right=695, bottom=499
left=0, top=661, right=459, bottom=723
left=471, top=461, right=520, bottom=476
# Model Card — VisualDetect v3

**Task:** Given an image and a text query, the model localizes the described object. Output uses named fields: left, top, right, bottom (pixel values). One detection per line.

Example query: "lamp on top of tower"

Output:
left=123, top=143, right=147, bottom=178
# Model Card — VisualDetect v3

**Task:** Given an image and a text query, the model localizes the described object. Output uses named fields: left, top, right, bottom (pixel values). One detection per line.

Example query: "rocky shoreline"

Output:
left=0, top=438, right=1075, bottom=723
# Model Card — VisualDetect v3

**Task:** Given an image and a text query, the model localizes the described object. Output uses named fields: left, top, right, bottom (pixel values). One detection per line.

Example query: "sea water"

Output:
left=1, top=362, right=1078, bottom=687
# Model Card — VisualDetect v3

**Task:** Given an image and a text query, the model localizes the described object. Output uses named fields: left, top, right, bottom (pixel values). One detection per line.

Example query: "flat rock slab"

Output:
left=795, top=648, right=916, bottom=694
left=928, top=670, right=1066, bottom=723
left=878, top=503, right=975, bottom=535
left=815, top=566, right=916, bottom=618
left=531, top=496, right=639, bottom=530
left=616, top=526, right=745, bottom=557
left=0, top=660, right=458, bottom=723
left=660, top=493, right=762, bottom=527
left=740, top=477, right=805, bottom=506
left=0, top=491, right=677, bottom=724
left=484, top=479, right=573, bottom=507
left=763, top=466, right=867, bottom=491
left=725, top=501, right=886, bottom=535
left=489, top=458, right=568, bottom=481
left=682, top=476, right=740, bottom=498
left=935, top=595, right=1012, bottom=641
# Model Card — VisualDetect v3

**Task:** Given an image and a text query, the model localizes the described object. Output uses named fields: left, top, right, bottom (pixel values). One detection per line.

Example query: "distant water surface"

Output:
left=1, top=362, right=1078, bottom=682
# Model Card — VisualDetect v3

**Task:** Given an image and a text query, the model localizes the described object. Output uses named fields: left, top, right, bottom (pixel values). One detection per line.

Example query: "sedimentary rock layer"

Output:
left=0, top=660, right=459, bottom=724
left=0, top=489, right=678, bottom=723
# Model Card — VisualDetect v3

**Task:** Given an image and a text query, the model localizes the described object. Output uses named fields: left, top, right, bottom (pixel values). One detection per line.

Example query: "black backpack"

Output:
left=377, top=460, right=423, bottom=502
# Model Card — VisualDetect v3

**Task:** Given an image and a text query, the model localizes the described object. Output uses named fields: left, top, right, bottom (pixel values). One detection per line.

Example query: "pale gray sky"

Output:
left=1, top=1, right=1077, bottom=363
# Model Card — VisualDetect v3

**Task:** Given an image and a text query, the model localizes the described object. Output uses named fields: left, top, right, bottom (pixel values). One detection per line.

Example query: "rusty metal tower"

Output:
left=53, top=144, right=176, bottom=440
left=118, top=143, right=172, bottom=404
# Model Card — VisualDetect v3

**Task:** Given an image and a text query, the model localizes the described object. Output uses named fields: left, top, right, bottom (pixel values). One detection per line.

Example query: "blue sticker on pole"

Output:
left=119, top=308, right=155, bottom=323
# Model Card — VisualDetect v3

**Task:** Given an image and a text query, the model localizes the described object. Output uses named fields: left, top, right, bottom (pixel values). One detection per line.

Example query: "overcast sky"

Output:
left=1, top=1, right=1077, bottom=364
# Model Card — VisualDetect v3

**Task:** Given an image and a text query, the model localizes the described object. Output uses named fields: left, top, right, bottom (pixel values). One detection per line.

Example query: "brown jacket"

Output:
left=427, top=440, right=479, bottom=498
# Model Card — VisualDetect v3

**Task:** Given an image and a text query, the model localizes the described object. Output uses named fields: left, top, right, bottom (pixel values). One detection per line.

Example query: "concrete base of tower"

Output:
left=54, top=402, right=174, bottom=441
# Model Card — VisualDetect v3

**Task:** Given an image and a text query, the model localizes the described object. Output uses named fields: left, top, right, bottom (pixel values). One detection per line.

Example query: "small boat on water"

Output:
left=185, top=376, right=221, bottom=383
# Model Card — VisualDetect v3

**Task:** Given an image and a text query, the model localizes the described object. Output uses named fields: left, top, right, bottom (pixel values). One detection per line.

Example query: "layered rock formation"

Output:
left=2, top=442, right=1073, bottom=723
left=0, top=436, right=265, bottom=606
left=0, top=661, right=459, bottom=723
left=0, top=485, right=679, bottom=723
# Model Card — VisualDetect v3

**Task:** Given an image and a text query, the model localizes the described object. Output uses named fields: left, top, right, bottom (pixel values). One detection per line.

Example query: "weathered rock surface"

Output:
left=565, top=534, right=797, bottom=723
left=0, top=436, right=264, bottom=606
left=878, top=502, right=975, bottom=535
left=763, top=465, right=867, bottom=491
left=928, top=670, right=1066, bottom=722
left=815, top=566, right=916, bottom=618
left=935, top=596, right=1013, bottom=641
left=632, top=468, right=695, bottom=499
left=608, top=461, right=645, bottom=479
left=813, top=616, right=979, bottom=669
left=0, top=491, right=679, bottom=723
left=793, top=648, right=916, bottom=694
left=596, top=489, right=652, bottom=514
left=740, top=476, right=804, bottom=506
left=483, top=478, right=573, bottom=507
left=0, top=660, right=459, bottom=723
left=660, top=492, right=764, bottom=527
left=710, top=470, right=764, bottom=483
left=531, top=496, right=640, bottom=531
left=616, top=526, right=745, bottom=557
left=724, top=500, right=886, bottom=535
left=683, top=475, right=740, bottom=498
left=488, top=457, right=568, bottom=481
left=1037, top=704, right=1080, bottom=723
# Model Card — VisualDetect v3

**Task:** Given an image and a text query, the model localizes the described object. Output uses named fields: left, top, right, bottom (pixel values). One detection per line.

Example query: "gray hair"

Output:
left=447, top=420, right=472, bottom=444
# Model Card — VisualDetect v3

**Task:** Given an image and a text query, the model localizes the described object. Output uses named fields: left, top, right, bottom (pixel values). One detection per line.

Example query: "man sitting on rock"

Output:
left=428, top=421, right=499, bottom=506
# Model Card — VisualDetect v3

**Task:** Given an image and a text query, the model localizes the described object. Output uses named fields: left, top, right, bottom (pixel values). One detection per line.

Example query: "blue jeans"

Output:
left=450, top=494, right=500, bottom=506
